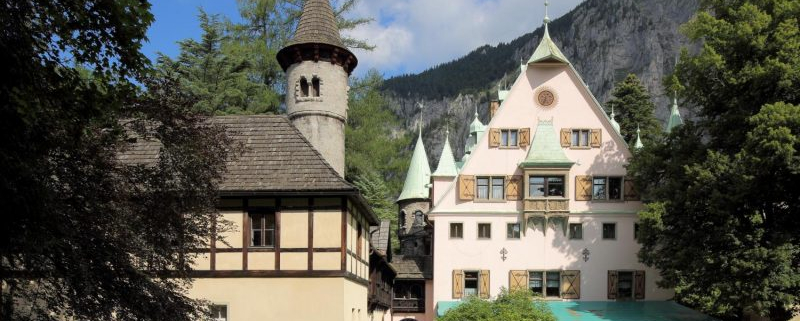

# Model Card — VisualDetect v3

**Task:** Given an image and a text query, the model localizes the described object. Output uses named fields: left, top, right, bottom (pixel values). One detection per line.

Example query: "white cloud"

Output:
left=343, top=0, right=584, bottom=77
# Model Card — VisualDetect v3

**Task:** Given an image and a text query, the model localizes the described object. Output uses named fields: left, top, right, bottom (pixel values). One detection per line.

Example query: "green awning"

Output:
left=436, top=301, right=718, bottom=320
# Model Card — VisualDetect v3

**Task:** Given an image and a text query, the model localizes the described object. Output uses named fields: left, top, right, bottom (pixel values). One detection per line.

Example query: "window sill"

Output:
left=476, top=238, right=492, bottom=241
left=569, top=146, right=592, bottom=150
left=473, top=199, right=507, bottom=203
left=525, top=197, right=569, bottom=201
left=498, top=146, right=520, bottom=149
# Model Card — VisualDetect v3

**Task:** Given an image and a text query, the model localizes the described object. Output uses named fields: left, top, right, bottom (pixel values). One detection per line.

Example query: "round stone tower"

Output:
left=276, top=0, right=357, bottom=177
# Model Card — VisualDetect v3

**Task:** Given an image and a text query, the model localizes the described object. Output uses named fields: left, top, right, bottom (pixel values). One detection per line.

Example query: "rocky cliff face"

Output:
left=383, top=0, right=699, bottom=166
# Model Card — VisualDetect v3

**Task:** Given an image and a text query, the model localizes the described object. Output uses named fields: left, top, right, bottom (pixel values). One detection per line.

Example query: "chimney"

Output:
left=489, top=100, right=500, bottom=120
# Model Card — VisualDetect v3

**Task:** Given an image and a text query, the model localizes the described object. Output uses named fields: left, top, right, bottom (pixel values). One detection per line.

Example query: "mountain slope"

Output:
left=382, top=0, right=699, bottom=165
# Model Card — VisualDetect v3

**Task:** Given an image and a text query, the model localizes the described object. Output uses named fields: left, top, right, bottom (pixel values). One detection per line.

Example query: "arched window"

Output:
left=311, top=77, right=320, bottom=97
left=299, top=77, right=309, bottom=97
left=413, top=210, right=424, bottom=226
left=399, top=210, right=407, bottom=228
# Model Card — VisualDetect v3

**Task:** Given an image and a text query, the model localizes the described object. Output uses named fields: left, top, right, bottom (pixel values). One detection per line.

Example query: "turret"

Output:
left=396, top=127, right=432, bottom=256
left=276, top=0, right=357, bottom=177
left=665, top=94, right=684, bottom=134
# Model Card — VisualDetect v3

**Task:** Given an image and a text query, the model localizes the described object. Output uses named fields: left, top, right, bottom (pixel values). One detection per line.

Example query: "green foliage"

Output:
left=156, top=10, right=280, bottom=115
left=1, top=1, right=231, bottom=320
left=630, top=0, right=800, bottom=319
left=438, top=289, right=556, bottom=321
left=346, top=70, right=411, bottom=250
left=606, top=74, right=662, bottom=144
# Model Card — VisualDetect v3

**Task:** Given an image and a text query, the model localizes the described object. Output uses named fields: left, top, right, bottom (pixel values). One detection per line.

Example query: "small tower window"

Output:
left=299, top=77, right=309, bottom=97
left=413, top=210, right=424, bottom=226
left=311, top=77, right=320, bottom=97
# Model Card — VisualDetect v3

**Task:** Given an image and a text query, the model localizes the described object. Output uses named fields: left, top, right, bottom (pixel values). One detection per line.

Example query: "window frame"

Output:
left=506, top=223, right=521, bottom=239
left=463, top=270, right=480, bottom=297
left=476, top=176, right=505, bottom=200
left=449, top=222, right=464, bottom=239
left=500, top=129, right=520, bottom=148
left=602, top=222, right=617, bottom=240
left=571, top=129, right=591, bottom=148
left=568, top=223, right=583, bottom=240
left=249, top=211, right=276, bottom=248
left=591, top=176, right=624, bottom=201
left=209, top=304, right=228, bottom=321
left=477, top=223, right=492, bottom=240
left=528, top=270, right=562, bottom=298
left=528, top=175, right=566, bottom=198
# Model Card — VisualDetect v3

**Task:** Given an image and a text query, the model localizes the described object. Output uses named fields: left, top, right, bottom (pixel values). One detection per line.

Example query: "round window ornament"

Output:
left=535, top=87, right=558, bottom=108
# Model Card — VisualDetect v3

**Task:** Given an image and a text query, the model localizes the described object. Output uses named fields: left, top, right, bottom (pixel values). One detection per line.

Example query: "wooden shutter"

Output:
left=607, top=270, right=618, bottom=300
left=561, top=270, right=580, bottom=299
left=519, top=128, right=531, bottom=148
left=575, top=176, right=593, bottom=201
left=624, top=178, right=640, bottom=201
left=634, top=270, right=646, bottom=300
left=489, top=128, right=501, bottom=147
left=560, top=128, right=571, bottom=147
left=479, top=270, right=490, bottom=299
left=452, top=270, right=464, bottom=299
left=458, top=175, right=475, bottom=200
left=591, top=129, right=602, bottom=147
left=505, top=175, right=522, bottom=200
left=508, top=270, right=529, bottom=293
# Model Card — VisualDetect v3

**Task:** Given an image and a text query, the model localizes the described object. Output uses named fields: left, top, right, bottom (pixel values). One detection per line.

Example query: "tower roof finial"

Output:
left=417, top=102, right=424, bottom=136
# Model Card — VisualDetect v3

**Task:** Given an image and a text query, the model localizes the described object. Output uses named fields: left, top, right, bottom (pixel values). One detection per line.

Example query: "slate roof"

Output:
left=119, top=115, right=356, bottom=193
left=285, top=0, right=345, bottom=49
left=391, top=255, right=433, bottom=280
left=369, top=220, right=391, bottom=255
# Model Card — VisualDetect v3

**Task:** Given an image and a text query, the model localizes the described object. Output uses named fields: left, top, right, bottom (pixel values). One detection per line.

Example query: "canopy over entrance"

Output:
left=437, top=301, right=718, bottom=321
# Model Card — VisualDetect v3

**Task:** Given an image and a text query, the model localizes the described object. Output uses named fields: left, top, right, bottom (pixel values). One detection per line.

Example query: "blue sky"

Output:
left=143, top=0, right=584, bottom=78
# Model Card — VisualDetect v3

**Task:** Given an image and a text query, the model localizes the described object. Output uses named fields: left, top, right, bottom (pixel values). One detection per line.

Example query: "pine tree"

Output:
left=629, top=1, right=800, bottom=319
left=606, top=74, right=661, bottom=144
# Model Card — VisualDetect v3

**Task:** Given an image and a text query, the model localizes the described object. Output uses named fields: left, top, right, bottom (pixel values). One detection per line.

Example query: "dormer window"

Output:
left=299, top=77, right=310, bottom=97
left=311, top=77, right=320, bottom=97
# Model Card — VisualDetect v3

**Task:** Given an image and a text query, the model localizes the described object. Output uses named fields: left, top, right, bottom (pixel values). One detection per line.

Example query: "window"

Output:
left=476, top=176, right=504, bottom=200
left=250, top=212, right=275, bottom=247
left=357, top=222, right=363, bottom=258
left=506, top=223, right=520, bottom=239
left=450, top=223, right=463, bottom=239
left=529, top=176, right=565, bottom=197
left=546, top=271, right=561, bottom=297
left=209, top=305, right=227, bottom=321
left=592, top=176, right=623, bottom=200
left=571, top=129, right=590, bottom=147
left=634, top=223, right=640, bottom=240
left=617, top=271, right=633, bottom=299
left=299, top=77, right=309, bottom=97
left=529, top=271, right=562, bottom=298
left=529, top=271, right=543, bottom=295
left=501, top=129, right=519, bottom=147
left=603, top=223, right=617, bottom=240
left=464, top=271, right=479, bottom=296
left=413, top=210, right=425, bottom=226
left=478, top=223, right=491, bottom=239
left=569, top=223, right=583, bottom=240
left=311, top=77, right=320, bottom=97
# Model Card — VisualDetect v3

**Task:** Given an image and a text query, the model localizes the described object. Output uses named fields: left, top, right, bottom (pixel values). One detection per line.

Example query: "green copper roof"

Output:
left=528, top=25, right=570, bottom=64
left=433, top=131, right=458, bottom=177
left=498, top=90, right=510, bottom=102
left=468, top=110, right=486, bottom=134
left=665, top=97, right=684, bottom=133
left=398, top=131, right=431, bottom=201
left=609, top=106, right=621, bottom=134
left=634, top=125, right=644, bottom=149
left=520, top=120, right=574, bottom=168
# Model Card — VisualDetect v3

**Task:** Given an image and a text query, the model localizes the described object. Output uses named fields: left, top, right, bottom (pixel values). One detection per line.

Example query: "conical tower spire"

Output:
left=398, top=127, right=431, bottom=202
left=528, top=0, right=569, bottom=64
left=433, top=129, right=458, bottom=177
left=665, top=91, right=684, bottom=133
left=276, top=0, right=357, bottom=74
left=634, top=124, right=644, bottom=149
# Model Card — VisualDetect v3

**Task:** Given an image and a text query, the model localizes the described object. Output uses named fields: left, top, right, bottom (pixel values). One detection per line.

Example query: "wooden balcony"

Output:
left=523, top=198, right=569, bottom=213
left=393, top=298, right=425, bottom=313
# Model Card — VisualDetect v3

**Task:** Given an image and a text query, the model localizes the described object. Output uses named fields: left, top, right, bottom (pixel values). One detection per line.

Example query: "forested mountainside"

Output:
left=382, top=0, right=699, bottom=165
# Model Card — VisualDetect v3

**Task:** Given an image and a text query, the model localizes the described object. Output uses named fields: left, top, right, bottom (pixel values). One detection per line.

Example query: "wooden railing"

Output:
left=393, top=298, right=425, bottom=313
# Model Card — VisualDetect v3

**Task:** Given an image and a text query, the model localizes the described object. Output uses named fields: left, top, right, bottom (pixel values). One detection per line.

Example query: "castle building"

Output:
left=390, top=3, right=714, bottom=320
left=123, top=1, right=396, bottom=320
